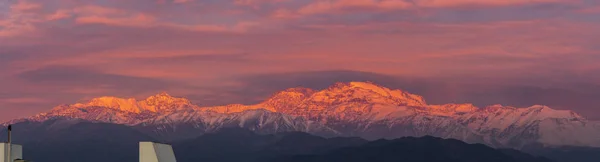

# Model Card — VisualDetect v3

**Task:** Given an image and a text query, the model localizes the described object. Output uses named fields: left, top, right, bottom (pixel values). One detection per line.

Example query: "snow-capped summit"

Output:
left=83, top=96, right=141, bottom=113
left=70, top=92, right=194, bottom=114
left=470, top=104, right=585, bottom=124
left=348, top=82, right=424, bottom=103
left=457, top=104, right=595, bottom=148
left=139, top=92, right=194, bottom=112
left=261, top=87, right=315, bottom=111
left=309, top=81, right=427, bottom=106
left=4, top=82, right=600, bottom=148
left=426, top=103, right=478, bottom=116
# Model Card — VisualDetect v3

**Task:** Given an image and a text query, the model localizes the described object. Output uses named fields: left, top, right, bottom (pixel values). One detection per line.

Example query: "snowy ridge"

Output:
left=4, top=82, right=600, bottom=148
left=457, top=104, right=598, bottom=148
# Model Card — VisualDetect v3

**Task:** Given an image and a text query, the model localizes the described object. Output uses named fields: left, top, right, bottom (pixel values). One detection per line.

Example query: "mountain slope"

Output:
left=4, top=81, right=600, bottom=149
left=135, top=109, right=339, bottom=141
left=3, top=122, right=550, bottom=162
left=270, top=136, right=554, bottom=162
left=457, top=105, right=600, bottom=148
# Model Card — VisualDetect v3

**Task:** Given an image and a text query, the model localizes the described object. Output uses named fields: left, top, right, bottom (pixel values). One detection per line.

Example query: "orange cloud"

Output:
left=45, top=5, right=133, bottom=23
left=2, top=0, right=600, bottom=122
left=75, top=14, right=156, bottom=27
left=415, top=0, right=569, bottom=7
left=10, top=0, right=42, bottom=11
left=163, top=23, right=259, bottom=33
left=72, top=5, right=126, bottom=15
left=46, top=9, right=72, bottom=20
left=0, top=97, right=49, bottom=104
left=62, top=87, right=114, bottom=94
left=298, top=0, right=411, bottom=15
left=289, top=0, right=572, bottom=16
left=234, top=0, right=287, bottom=6
left=271, top=8, right=296, bottom=19
left=174, top=0, right=192, bottom=3
left=0, top=1, right=44, bottom=37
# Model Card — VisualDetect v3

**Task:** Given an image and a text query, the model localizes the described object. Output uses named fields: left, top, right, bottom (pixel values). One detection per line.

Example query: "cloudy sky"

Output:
left=1, top=0, right=600, bottom=122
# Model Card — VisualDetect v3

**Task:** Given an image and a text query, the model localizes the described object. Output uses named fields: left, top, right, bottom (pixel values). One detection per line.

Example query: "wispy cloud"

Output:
left=0, top=0, right=599, bottom=121
left=414, top=0, right=571, bottom=7
left=0, top=97, right=49, bottom=104
left=297, top=0, right=412, bottom=15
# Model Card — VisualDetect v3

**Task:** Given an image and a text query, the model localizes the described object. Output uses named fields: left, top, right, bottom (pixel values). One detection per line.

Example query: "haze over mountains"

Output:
left=3, top=81, right=599, bottom=150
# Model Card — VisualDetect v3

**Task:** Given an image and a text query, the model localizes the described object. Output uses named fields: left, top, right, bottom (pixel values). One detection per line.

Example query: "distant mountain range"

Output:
left=4, top=82, right=599, bottom=148
left=1, top=82, right=600, bottom=162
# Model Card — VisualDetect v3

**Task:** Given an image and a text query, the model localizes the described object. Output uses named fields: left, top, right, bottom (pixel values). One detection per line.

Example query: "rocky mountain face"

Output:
left=3, top=82, right=600, bottom=149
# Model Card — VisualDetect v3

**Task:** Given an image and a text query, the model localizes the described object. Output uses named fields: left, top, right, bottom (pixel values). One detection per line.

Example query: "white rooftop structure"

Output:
left=3, top=124, right=177, bottom=162
left=139, top=142, right=176, bottom=162
left=0, top=143, right=22, bottom=162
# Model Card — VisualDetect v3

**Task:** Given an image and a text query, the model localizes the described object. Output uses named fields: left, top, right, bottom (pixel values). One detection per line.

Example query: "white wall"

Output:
left=139, top=142, right=176, bottom=162
left=0, top=143, right=22, bottom=162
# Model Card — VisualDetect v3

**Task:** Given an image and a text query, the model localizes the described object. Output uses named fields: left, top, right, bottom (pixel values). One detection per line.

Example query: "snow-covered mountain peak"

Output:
left=461, top=104, right=588, bottom=133
left=5, top=82, right=600, bottom=148
left=143, top=92, right=190, bottom=104
left=523, top=105, right=584, bottom=120
left=312, top=81, right=426, bottom=107
left=204, top=104, right=275, bottom=114
left=84, top=96, right=141, bottom=113
left=456, top=104, right=596, bottom=148
left=348, top=81, right=388, bottom=91
left=329, top=81, right=390, bottom=93
left=261, top=87, right=315, bottom=110
left=476, top=104, right=583, bottom=121
left=140, top=92, right=193, bottom=112
left=265, top=87, right=315, bottom=101
left=283, top=87, right=316, bottom=95
left=89, top=96, right=136, bottom=103
left=479, top=104, right=516, bottom=112
left=426, top=103, right=478, bottom=116
left=63, top=92, right=194, bottom=113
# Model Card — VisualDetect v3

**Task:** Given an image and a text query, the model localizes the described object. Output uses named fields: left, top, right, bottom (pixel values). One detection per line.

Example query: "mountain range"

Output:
left=2, top=82, right=600, bottom=150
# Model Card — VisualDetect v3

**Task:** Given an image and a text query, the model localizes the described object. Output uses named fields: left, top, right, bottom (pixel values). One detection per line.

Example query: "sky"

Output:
left=1, top=0, right=600, bottom=122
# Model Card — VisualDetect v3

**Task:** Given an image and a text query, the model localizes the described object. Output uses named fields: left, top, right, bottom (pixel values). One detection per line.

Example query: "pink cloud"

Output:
left=234, top=0, right=287, bottom=5
left=579, top=5, right=600, bottom=13
left=173, top=0, right=193, bottom=3
left=167, top=24, right=229, bottom=32
left=163, top=21, right=260, bottom=33
left=75, top=14, right=156, bottom=27
left=1, top=0, right=600, bottom=121
left=414, top=0, right=569, bottom=7
left=0, top=97, right=49, bottom=104
left=10, top=0, right=42, bottom=11
left=271, top=8, right=298, bottom=19
left=27, top=4, right=238, bottom=31
left=62, top=87, right=115, bottom=95
left=282, top=0, right=575, bottom=17
left=298, top=0, right=411, bottom=15
left=1, top=3, right=147, bottom=36
left=46, top=9, right=72, bottom=20
left=0, top=1, right=44, bottom=36
left=72, top=5, right=126, bottom=15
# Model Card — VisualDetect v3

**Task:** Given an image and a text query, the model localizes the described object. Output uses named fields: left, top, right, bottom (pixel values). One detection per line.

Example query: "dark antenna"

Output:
left=7, top=125, right=11, bottom=143
left=7, top=125, right=12, bottom=162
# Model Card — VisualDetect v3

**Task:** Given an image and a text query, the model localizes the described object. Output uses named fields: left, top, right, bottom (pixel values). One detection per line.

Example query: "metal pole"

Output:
left=7, top=125, right=11, bottom=162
